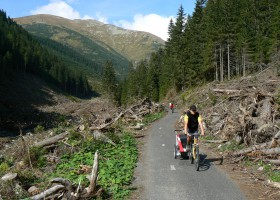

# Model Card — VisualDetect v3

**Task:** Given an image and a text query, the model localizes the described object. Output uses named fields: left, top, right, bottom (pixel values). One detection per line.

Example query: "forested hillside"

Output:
left=0, top=10, right=94, bottom=133
left=0, top=10, right=91, bottom=96
left=23, top=23, right=131, bottom=79
left=120, top=0, right=280, bottom=104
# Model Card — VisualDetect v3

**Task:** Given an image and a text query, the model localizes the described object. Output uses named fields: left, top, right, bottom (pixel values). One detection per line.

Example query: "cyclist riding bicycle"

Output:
left=169, top=103, right=174, bottom=113
left=184, top=105, right=205, bottom=146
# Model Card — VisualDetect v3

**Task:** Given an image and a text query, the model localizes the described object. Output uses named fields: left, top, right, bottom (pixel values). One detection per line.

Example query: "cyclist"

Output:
left=184, top=105, right=205, bottom=145
left=170, top=102, right=174, bottom=113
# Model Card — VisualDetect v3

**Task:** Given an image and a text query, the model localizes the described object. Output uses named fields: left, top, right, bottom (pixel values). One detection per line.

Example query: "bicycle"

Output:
left=187, top=133, right=201, bottom=171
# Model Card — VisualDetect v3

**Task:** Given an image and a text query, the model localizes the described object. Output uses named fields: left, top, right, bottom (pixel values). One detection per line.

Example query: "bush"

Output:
left=0, top=162, right=9, bottom=176
left=24, top=146, right=47, bottom=168
left=34, top=125, right=45, bottom=133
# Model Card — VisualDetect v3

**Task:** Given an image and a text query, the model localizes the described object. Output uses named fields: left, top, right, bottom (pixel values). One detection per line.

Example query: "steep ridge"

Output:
left=29, top=24, right=130, bottom=78
left=14, top=14, right=165, bottom=64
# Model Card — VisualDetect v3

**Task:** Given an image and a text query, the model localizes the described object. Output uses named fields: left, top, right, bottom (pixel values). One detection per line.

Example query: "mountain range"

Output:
left=14, top=14, right=165, bottom=78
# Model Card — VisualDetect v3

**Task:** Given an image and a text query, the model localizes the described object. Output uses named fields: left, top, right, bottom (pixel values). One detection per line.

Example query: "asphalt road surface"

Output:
left=134, top=109, right=246, bottom=200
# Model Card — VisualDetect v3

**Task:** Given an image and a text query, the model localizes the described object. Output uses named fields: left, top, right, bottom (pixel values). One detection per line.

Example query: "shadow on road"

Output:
left=199, top=154, right=224, bottom=171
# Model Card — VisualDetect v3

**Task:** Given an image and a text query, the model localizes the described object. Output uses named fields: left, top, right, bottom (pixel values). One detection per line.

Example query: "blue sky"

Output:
left=0, top=0, right=197, bottom=40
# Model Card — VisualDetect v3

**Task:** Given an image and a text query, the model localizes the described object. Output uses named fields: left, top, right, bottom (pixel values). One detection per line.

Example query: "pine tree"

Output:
left=102, top=61, right=117, bottom=98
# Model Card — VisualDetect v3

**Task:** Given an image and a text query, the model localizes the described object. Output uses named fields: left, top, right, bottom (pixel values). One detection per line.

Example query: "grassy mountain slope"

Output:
left=21, top=23, right=131, bottom=78
left=14, top=14, right=165, bottom=63
left=30, top=24, right=129, bottom=77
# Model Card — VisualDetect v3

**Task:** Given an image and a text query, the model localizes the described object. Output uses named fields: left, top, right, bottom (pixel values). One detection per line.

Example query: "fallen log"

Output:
left=259, top=98, right=272, bottom=124
left=213, top=89, right=241, bottom=93
left=90, top=112, right=125, bottom=130
left=28, top=185, right=65, bottom=200
left=274, top=130, right=280, bottom=139
left=202, top=140, right=228, bottom=144
left=32, top=131, right=69, bottom=148
left=258, top=147, right=280, bottom=155
left=134, top=134, right=146, bottom=138
left=136, top=110, right=150, bottom=116
left=266, top=180, right=280, bottom=189
left=263, top=159, right=280, bottom=165
left=232, top=139, right=280, bottom=156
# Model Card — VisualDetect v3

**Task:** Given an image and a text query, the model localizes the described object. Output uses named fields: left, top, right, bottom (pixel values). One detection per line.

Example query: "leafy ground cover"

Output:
left=51, top=132, right=138, bottom=199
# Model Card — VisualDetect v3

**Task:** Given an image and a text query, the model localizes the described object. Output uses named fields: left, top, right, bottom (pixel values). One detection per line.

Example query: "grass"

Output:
left=200, top=135, right=216, bottom=141
left=260, top=161, right=280, bottom=183
left=269, top=171, right=280, bottom=182
left=143, top=111, right=165, bottom=125
left=242, top=159, right=280, bottom=183
left=219, top=141, right=245, bottom=152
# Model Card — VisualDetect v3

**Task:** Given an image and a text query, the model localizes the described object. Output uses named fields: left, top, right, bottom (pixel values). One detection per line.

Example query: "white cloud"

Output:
left=96, top=12, right=108, bottom=24
left=31, top=1, right=81, bottom=19
left=82, top=15, right=94, bottom=20
left=116, top=14, right=174, bottom=41
left=31, top=0, right=95, bottom=20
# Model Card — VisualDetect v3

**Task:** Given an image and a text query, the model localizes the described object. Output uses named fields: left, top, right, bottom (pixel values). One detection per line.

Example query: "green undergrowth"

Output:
left=200, top=135, right=216, bottom=141
left=243, top=159, right=280, bottom=183
left=51, top=132, right=138, bottom=199
left=143, top=111, right=165, bottom=125
left=219, top=141, right=245, bottom=152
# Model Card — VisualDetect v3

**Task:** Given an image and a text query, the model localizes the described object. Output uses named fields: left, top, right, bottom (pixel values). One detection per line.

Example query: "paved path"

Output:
left=133, top=109, right=246, bottom=200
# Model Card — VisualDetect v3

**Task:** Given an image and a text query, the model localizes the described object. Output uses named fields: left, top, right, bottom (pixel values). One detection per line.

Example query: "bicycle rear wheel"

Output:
left=174, top=144, right=178, bottom=159
left=194, top=146, right=200, bottom=171
left=189, top=146, right=194, bottom=164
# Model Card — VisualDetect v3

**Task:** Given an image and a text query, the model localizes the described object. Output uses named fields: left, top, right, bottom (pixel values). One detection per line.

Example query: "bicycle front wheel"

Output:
left=194, top=146, right=200, bottom=171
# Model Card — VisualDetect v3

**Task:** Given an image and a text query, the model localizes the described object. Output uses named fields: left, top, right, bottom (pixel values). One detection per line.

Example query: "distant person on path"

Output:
left=170, top=102, right=174, bottom=113
left=184, top=105, right=205, bottom=144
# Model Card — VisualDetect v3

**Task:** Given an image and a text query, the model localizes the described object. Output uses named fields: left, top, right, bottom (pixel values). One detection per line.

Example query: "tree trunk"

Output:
left=220, top=44, right=223, bottom=82
left=227, top=42, right=230, bottom=80
left=263, top=159, right=280, bottom=165
left=215, top=48, right=218, bottom=81
left=259, top=147, right=280, bottom=155
left=243, top=50, right=246, bottom=77
left=32, top=131, right=69, bottom=148
left=232, top=139, right=278, bottom=156
left=203, top=140, right=228, bottom=144
left=85, top=151, right=99, bottom=196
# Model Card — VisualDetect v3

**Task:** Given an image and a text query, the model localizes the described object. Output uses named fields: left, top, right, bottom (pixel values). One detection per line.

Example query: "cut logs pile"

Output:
left=89, top=98, right=164, bottom=131
left=201, top=67, right=280, bottom=164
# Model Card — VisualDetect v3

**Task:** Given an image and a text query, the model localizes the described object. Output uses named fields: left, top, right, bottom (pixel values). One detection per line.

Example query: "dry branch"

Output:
left=84, top=151, right=99, bottom=196
left=232, top=139, right=279, bottom=156
left=263, top=159, right=280, bottom=165
left=89, top=99, right=159, bottom=131
left=258, top=147, right=280, bottom=155
left=29, top=185, right=65, bottom=200
left=213, top=89, right=241, bottom=93
left=266, top=180, right=280, bottom=189
left=32, top=131, right=69, bottom=148
left=202, top=140, right=228, bottom=144
left=90, top=112, right=125, bottom=130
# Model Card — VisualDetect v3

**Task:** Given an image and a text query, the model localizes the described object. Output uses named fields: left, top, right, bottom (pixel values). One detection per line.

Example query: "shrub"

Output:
left=0, top=162, right=9, bottom=176
left=24, top=146, right=47, bottom=168
left=34, top=125, right=45, bottom=134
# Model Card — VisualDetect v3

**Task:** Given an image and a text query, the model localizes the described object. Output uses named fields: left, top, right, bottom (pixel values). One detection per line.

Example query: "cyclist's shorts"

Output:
left=188, top=129, right=199, bottom=139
